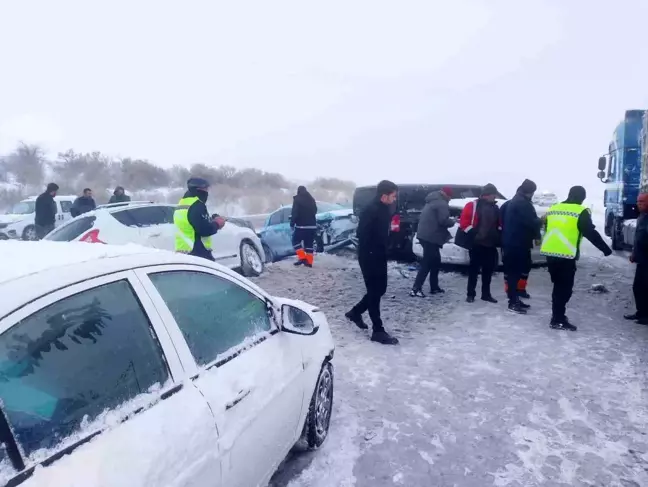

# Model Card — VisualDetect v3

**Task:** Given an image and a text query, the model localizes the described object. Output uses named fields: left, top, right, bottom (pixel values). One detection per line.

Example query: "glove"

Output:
left=213, top=216, right=226, bottom=229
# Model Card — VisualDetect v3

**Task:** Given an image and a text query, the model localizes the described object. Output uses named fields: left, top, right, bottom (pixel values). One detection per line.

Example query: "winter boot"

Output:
left=624, top=312, right=641, bottom=320
left=518, top=290, right=531, bottom=299
left=550, top=316, right=577, bottom=331
left=466, top=296, right=475, bottom=303
left=294, top=260, right=305, bottom=266
left=371, top=330, right=399, bottom=345
left=345, top=311, right=368, bottom=330
left=481, top=296, right=498, bottom=304
left=410, top=289, right=426, bottom=298
left=508, top=301, right=528, bottom=315
left=517, top=300, right=530, bottom=309
left=429, top=287, right=445, bottom=295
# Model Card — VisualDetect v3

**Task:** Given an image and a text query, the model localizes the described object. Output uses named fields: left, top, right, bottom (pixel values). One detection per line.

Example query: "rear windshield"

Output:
left=110, top=206, right=175, bottom=227
left=45, top=216, right=96, bottom=241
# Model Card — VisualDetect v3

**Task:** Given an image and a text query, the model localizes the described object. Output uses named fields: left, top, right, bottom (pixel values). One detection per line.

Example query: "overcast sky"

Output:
left=1, top=0, right=647, bottom=199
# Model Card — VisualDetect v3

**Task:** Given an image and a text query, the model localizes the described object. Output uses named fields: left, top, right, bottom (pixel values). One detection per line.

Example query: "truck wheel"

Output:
left=604, top=215, right=613, bottom=237
left=611, top=218, right=624, bottom=251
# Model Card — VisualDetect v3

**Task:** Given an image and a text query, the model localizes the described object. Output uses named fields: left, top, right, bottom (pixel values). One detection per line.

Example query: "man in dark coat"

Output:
left=461, top=183, right=501, bottom=303
left=291, top=186, right=318, bottom=267
left=410, top=187, right=455, bottom=296
left=174, top=177, right=225, bottom=260
left=346, top=180, right=399, bottom=345
left=625, top=193, right=648, bottom=325
left=502, top=179, right=542, bottom=314
left=108, top=186, right=131, bottom=204
left=70, top=188, right=96, bottom=217
left=34, top=182, right=59, bottom=239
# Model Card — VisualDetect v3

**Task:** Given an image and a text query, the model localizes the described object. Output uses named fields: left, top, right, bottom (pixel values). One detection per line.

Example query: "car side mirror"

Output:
left=281, top=304, right=318, bottom=335
left=597, top=170, right=606, bottom=181
left=598, top=156, right=607, bottom=171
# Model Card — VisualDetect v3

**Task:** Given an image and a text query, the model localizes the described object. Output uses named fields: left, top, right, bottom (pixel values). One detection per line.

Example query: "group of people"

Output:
left=345, top=179, right=623, bottom=346
left=33, top=184, right=132, bottom=239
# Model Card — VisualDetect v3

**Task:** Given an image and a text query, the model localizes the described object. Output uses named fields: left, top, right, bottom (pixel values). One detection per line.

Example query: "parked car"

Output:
left=43, top=202, right=266, bottom=277
left=412, top=198, right=549, bottom=265
left=0, top=241, right=335, bottom=487
left=353, top=184, right=506, bottom=258
left=258, top=201, right=356, bottom=262
left=0, top=195, right=76, bottom=241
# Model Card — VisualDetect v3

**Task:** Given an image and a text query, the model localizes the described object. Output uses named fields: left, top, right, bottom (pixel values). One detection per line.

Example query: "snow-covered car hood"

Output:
left=0, top=214, right=27, bottom=225
left=316, top=208, right=353, bottom=221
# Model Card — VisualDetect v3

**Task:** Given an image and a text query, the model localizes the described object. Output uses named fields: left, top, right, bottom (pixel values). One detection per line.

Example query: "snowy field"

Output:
left=263, top=241, right=648, bottom=487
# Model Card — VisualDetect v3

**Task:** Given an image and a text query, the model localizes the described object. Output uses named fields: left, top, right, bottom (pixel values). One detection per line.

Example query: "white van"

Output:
left=0, top=195, right=77, bottom=240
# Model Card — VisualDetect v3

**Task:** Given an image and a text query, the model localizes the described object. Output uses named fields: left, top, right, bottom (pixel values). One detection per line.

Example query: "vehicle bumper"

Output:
left=0, top=229, right=19, bottom=240
left=412, top=240, right=546, bottom=265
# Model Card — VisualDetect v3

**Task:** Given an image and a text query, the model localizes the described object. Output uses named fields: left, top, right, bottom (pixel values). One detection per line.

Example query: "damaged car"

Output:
left=258, top=202, right=357, bottom=262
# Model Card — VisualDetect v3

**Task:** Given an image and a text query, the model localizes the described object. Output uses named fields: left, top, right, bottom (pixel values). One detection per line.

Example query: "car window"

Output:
left=59, top=201, right=73, bottom=214
left=279, top=208, right=291, bottom=224
left=0, top=280, right=169, bottom=456
left=9, top=202, right=36, bottom=215
left=44, top=216, right=96, bottom=241
left=268, top=210, right=282, bottom=226
left=149, top=271, right=272, bottom=366
left=110, top=207, right=172, bottom=227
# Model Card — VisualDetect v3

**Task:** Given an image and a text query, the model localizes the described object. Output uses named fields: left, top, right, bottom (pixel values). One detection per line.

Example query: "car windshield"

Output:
left=316, top=202, right=343, bottom=213
left=8, top=201, right=35, bottom=215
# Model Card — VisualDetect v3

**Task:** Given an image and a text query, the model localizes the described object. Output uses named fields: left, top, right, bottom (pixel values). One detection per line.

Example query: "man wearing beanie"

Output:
left=502, top=179, right=542, bottom=314
left=460, top=183, right=501, bottom=303
left=540, top=186, right=611, bottom=330
left=410, top=186, right=455, bottom=297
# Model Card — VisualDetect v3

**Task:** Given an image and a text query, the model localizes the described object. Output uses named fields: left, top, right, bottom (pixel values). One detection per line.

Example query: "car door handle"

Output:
left=225, top=388, right=252, bottom=410
left=149, top=232, right=161, bottom=237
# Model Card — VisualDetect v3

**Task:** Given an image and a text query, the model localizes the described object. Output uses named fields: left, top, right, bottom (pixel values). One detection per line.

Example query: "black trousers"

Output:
left=35, top=224, right=54, bottom=240
left=292, top=227, right=316, bottom=253
left=413, top=241, right=442, bottom=291
left=467, top=245, right=498, bottom=298
left=547, top=257, right=577, bottom=320
left=503, top=249, right=531, bottom=304
left=633, top=263, right=648, bottom=318
left=350, top=255, right=387, bottom=332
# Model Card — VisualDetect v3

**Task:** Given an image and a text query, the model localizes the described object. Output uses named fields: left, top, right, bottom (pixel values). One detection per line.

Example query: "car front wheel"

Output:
left=240, top=240, right=264, bottom=277
left=302, top=362, right=333, bottom=449
left=22, top=225, right=37, bottom=241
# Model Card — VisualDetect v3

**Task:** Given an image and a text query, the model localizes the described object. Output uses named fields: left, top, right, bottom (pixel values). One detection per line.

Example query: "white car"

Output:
left=0, top=241, right=335, bottom=487
left=43, top=202, right=266, bottom=277
left=0, top=195, right=76, bottom=241
left=412, top=198, right=549, bottom=265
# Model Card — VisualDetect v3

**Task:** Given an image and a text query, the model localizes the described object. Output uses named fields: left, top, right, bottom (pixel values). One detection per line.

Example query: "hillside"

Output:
left=0, top=143, right=355, bottom=215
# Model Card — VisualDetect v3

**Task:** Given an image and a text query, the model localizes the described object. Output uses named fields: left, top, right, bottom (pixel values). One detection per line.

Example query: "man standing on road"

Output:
left=34, top=183, right=59, bottom=239
left=500, top=199, right=532, bottom=299
left=346, top=180, right=400, bottom=345
left=70, top=188, right=96, bottom=217
left=109, top=186, right=131, bottom=204
left=502, top=179, right=542, bottom=314
left=625, top=193, right=648, bottom=325
left=174, top=177, right=225, bottom=261
left=540, top=186, right=612, bottom=331
left=410, top=187, right=455, bottom=297
left=291, top=186, right=318, bottom=267
left=461, top=183, right=501, bottom=303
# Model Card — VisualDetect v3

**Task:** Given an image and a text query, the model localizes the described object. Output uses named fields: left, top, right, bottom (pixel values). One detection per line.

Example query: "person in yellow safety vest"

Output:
left=540, top=186, right=612, bottom=331
left=174, top=177, right=225, bottom=261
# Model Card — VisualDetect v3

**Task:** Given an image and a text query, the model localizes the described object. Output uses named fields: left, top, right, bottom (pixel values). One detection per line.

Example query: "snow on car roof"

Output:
left=0, top=241, right=157, bottom=286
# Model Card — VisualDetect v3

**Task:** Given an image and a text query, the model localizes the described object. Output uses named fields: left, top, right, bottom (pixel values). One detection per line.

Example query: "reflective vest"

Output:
left=540, top=203, right=588, bottom=259
left=174, top=197, right=212, bottom=253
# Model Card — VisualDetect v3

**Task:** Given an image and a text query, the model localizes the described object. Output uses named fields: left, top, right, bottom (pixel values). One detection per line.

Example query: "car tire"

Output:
left=300, top=362, right=334, bottom=450
left=262, top=243, right=275, bottom=264
left=240, top=240, right=264, bottom=277
left=22, top=225, right=37, bottom=241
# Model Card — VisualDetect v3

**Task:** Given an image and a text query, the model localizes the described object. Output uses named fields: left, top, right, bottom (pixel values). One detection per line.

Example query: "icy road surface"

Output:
left=261, top=245, right=648, bottom=487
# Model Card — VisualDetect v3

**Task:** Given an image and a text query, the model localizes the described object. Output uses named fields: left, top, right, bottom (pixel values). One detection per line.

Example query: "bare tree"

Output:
left=4, top=143, right=46, bottom=187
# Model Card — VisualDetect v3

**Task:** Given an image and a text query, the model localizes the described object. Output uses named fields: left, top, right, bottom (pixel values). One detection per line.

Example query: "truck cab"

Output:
left=597, top=109, right=645, bottom=249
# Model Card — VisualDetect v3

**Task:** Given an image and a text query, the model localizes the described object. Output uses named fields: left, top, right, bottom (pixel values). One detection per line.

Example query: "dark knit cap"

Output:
left=518, top=179, right=537, bottom=194
left=376, top=180, right=398, bottom=196
left=481, top=183, right=498, bottom=196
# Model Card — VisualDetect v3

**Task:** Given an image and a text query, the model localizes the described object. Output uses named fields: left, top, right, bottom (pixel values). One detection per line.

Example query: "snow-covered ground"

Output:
left=262, top=242, right=648, bottom=486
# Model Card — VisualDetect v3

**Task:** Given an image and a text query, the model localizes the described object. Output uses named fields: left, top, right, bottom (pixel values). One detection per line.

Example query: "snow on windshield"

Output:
left=9, top=201, right=35, bottom=215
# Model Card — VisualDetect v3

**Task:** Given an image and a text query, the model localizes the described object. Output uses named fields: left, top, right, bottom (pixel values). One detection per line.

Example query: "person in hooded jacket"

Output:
left=173, top=177, right=225, bottom=260
left=540, top=186, right=611, bottom=330
left=291, top=186, right=318, bottom=267
left=625, top=193, right=648, bottom=325
left=35, top=182, right=59, bottom=239
left=108, top=186, right=131, bottom=204
left=502, top=179, right=542, bottom=314
left=70, top=188, right=96, bottom=217
left=460, top=183, right=501, bottom=303
left=410, top=187, right=455, bottom=297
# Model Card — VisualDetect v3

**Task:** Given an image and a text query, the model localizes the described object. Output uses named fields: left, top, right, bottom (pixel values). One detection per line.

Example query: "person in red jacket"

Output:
left=459, top=184, right=501, bottom=303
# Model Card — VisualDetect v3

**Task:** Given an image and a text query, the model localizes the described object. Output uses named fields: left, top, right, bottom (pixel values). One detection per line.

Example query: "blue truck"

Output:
left=597, top=109, right=647, bottom=249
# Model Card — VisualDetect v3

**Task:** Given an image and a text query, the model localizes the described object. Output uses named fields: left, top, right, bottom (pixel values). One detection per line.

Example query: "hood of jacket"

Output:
left=425, top=191, right=447, bottom=205
left=183, top=188, right=208, bottom=203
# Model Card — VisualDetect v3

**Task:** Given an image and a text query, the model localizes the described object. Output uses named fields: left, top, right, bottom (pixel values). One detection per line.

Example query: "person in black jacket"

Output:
left=345, top=180, right=399, bottom=345
left=543, top=186, right=612, bottom=330
left=291, top=186, right=318, bottom=267
left=108, top=186, right=131, bottom=204
left=70, top=188, right=96, bottom=217
left=502, top=179, right=542, bottom=314
left=625, top=193, right=648, bottom=325
left=34, top=183, right=59, bottom=239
